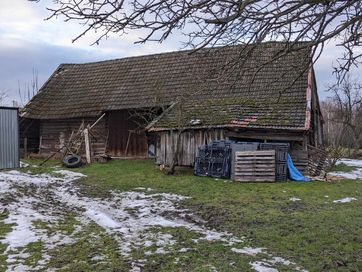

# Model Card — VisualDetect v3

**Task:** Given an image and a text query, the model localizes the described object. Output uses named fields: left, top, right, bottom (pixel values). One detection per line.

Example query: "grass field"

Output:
left=0, top=159, right=361, bottom=271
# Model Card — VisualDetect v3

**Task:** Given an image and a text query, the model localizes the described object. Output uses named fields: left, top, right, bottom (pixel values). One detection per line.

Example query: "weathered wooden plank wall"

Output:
left=39, top=117, right=107, bottom=158
left=290, top=149, right=309, bottom=175
left=106, top=110, right=148, bottom=157
left=156, top=129, right=225, bottom=166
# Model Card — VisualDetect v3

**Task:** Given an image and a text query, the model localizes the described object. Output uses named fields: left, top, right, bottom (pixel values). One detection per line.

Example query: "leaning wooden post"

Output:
left=84, top=126, right=91, bottom=164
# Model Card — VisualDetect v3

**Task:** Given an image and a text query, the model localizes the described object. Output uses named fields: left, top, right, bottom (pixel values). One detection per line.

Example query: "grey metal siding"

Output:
left=0, top=107, right=19, bottom=169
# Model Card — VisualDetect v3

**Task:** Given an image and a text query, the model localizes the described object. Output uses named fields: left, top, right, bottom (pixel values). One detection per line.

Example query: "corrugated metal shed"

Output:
left=0, top=107, right=20, bottom=169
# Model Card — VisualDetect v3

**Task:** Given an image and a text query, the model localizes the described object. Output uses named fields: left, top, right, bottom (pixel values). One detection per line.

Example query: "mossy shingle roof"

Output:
left=22, top=42, right=313, bottom=130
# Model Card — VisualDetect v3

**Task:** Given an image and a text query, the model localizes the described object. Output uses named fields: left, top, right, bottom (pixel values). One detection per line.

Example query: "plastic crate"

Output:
left=197, top=146, right=212, bottom=158
left=276, top=162, right=287, bottom=181
left=211, top=148, right=230, bottom=158
left=194, top=140, right=232, bottom=179
left=259, top=143, right=289, bottom=162
left=194, top=157, right=210, bottom=177
left=209, top=163, right=225, bottom=178
left=211, top=140, right=233, bottom=148
left=275, top=151, right=288, bottom=162
left=259, top=143, right=289, bottom=151
left=210, top=157, right=226, bottom=164
left=234, top=142, right=260, bottom=151
left=209, top=160, right=230, bottom=178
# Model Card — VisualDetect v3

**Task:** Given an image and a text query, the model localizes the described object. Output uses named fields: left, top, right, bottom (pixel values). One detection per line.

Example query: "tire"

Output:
left=63, top=155, right=83, bottom=168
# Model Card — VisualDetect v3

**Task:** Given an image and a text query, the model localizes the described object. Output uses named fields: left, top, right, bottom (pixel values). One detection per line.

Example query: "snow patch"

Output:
left=337, top=159, right=362, bottom=167
left=20, top=161, right=30, bottom=168
left=231, top=247, right=264, bottom=256
left=0, top=168, right=307, bottom=272
left=329, top=158, right=362, bottom=180
left=250, top=261, right=279, bottom=272
left=333, top=197, right=357, bottom=203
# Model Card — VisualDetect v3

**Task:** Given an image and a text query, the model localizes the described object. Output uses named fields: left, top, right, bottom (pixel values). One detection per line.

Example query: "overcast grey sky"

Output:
left=0, top=0, right=360, bottom=106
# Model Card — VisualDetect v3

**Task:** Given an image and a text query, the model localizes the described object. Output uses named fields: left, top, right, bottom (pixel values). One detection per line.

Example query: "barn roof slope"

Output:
left=22, top=42, right=313, bottom=130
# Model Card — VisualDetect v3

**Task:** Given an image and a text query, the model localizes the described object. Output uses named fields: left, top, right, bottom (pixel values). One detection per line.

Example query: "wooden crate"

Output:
left=234, top=150, right=276, bottom=182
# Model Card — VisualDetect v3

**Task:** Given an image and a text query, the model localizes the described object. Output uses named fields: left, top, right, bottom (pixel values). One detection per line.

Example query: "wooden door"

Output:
left=106, top=111, right=148, bottom=157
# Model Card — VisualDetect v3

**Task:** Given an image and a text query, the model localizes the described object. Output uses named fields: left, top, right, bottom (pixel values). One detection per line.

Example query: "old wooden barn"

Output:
left=21, top=42, right=323, bottom=174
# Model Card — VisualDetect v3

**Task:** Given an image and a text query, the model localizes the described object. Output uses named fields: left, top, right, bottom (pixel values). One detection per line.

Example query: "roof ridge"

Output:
left=59, top=41, right=311, bottom=66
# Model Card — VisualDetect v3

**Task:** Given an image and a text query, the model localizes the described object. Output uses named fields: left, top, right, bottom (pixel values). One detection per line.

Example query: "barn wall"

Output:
left=106, top=110, right=148, bottom=158
left=156, top=129, right=226, bottom=166
left=310, top=69, right=324, bottom=147
left=20, top=118, right=40, bottom=155
left=39, top=117, right=107, bottom=158
left=155, top=128, right=311, bottom=173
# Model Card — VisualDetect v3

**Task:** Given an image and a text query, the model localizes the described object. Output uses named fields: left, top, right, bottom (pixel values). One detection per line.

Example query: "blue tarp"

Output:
left=287, top=154, right=311, bottom=182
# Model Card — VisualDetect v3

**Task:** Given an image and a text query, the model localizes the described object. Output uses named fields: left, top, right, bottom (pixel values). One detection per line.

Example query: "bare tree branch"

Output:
left=29, top=0, right=362, bottom=81
left=325, top=73, right=362, bottom=157
left=0, top=91, right=7, bottom=106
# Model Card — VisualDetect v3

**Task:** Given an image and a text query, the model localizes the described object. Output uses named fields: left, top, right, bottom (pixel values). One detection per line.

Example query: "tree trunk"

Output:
left=167, top=130, right=182, bottom=175
left=351, top=131, right=361, bottom=158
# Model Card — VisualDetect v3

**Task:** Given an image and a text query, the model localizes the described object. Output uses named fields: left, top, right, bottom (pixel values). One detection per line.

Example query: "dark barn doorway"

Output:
left=106, top=111, right=148, bottom=158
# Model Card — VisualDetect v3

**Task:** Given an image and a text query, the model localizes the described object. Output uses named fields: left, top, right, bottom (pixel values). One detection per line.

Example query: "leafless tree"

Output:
left=30, top=0, right=362, bottom=82
left=128, top=82, right=195, bottom=175
left=326, top=74, right=362, bottom=158
left=18, top=68, right=40, bottom=106
left=321, top=100, right=348, bottom=166
left=0, top=91, right=7, bottom=106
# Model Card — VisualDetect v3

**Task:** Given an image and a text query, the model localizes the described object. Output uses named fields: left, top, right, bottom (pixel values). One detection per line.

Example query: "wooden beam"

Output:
left=124, top=130, right=132, bottom=155
left=89, top=113, right=106, bottom=130
left=38, top=136, right=43, bottom=154
left=225, top=131, right=304, bottom=141
left=84, top=127, right=91, bottom=164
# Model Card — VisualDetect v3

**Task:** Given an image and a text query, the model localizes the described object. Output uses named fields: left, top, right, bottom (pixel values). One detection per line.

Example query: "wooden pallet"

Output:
left=307, top=145, right=327, bottom=176
left=234, top=150, right=276, bottom=182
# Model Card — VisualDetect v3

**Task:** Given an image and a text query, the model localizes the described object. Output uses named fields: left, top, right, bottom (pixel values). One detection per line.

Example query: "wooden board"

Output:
left=234, top=150, right=275, bottom=182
